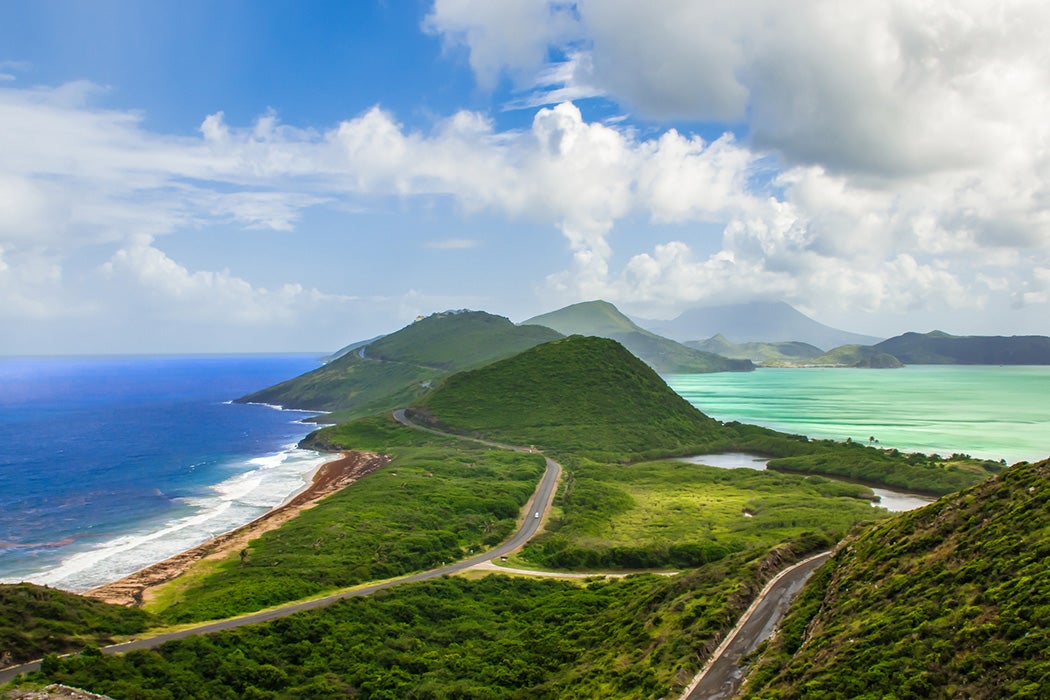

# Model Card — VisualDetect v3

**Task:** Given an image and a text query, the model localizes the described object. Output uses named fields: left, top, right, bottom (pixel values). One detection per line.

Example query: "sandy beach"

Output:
left=85, top=450, right=390, bottom=607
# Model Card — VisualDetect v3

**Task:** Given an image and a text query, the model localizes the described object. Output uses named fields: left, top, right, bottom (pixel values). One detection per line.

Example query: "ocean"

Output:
left=0, top=354, right=327, bottom=592
left=667, top=365, right=1050, bottom=465
left=3, top=358, right=1048, bottom=594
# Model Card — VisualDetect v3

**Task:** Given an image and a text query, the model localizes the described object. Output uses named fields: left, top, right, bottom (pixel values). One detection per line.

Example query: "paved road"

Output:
left=0, top=412, right=562, bottom=685
left=682, top=551, right=832, bottom=699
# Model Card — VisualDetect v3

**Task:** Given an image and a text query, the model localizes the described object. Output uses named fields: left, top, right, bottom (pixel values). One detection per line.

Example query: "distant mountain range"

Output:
left=688, top=335, right=825, bottom=365
left=873, top=330, right=1050, bottom=364
left=639, top=301, right=883, bottom=350
left=522, top=300, right=754, bottom=374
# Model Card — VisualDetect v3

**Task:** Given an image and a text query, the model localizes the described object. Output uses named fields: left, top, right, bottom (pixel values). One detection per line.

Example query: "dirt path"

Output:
left=84, top=451, right=390, bottom=607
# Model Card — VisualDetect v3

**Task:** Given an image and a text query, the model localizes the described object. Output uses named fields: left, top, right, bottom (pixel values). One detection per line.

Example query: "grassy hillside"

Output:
left=0, top=583, right=154, bottom=665
left=524, top=300, right=754, bottom=374
left=874, top=330, right=1050, bottom=364
left=688, top=335, right=824, bottom=365
left=411, top=335, right=727, bottom=460
left=238, top=311, right=562, bottom=415
left=744, top=458, right=1050, bottom=699
left=810, top=344, right=903, bottom=368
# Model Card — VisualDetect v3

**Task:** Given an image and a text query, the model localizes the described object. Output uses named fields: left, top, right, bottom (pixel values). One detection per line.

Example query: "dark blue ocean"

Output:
left=0, top=354, right=327, bottom=592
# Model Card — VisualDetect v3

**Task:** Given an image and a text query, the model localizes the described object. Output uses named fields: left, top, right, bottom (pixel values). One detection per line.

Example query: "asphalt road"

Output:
left=0, top=411, right=562, bottom=685
left=683, top=551, right=832, bottom=700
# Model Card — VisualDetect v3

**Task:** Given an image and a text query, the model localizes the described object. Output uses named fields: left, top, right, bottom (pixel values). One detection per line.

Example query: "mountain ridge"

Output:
left=640, top=301, right=883, bottom=349
left=523, top=300, right=754, bottom=374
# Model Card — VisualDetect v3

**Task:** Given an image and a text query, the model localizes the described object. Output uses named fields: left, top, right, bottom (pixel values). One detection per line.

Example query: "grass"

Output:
left=517, top=457, right=882, bottom=570
left=148, top=415, right=546, bottom=624
left=743, top=457, right=1050, bottom=699
left=21, top=538, right=827, bottom=700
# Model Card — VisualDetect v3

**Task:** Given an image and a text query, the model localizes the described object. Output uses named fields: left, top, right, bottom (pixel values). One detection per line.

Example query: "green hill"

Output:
left=238, top=311, right=562, bottom=416
left=0, top=583, right=154, bottom=665
left=689, top=335, right=825, bottom=365
left=874, top=330, right=1050, bottom=364
left=744, top=457, right=1050, bottom=698
left=810, top=344, right=903, bottom=368
left=410, top=335, right=725, bottom=459
left=523, top=300, right=754, bottom=374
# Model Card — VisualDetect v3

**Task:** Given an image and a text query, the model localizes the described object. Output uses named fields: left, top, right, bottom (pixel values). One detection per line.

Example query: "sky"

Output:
left=2, top=0, right=1048, bottom=354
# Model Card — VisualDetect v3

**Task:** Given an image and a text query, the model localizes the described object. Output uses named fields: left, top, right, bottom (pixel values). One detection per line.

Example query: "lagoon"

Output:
left=667, top=366, right=1050, bottom=465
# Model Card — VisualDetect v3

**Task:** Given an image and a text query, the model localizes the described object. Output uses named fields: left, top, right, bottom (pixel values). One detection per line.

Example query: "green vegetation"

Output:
left=688, top=335, right=824, bottom=365
left=152, top=416, right=545, bottom=623
left=524, top=300, right=754, bottom=374
left=23, top=538, right=826, bottom=700
left=808, top=344, right=903, bottom=368
left=412, top=335, right=727, bottom=461
left=873, top=330, right=1050, bottom=364
left=519, top=457, right=880, bottom=570
left=744, top=458, right=1050, bottom=699
left=765, top=440, right=1002, bottom=495
left=239, top=311, right=562, bottom=416
left=0, top=583, right=154, bottom=665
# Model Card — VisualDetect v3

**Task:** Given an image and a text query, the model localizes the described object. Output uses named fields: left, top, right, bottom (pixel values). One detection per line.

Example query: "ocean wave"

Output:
left=3, top=446, right=329, bottom=593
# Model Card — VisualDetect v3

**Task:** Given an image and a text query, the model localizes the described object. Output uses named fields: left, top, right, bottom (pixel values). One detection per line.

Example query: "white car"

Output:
left=534, top=511, right=540, bottom=519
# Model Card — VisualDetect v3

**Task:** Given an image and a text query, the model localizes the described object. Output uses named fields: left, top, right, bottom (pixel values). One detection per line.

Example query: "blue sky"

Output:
left=2, top=1, right=1049, bottom=353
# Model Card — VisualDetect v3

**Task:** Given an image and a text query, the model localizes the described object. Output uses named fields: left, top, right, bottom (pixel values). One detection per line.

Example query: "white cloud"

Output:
left=2, top=64, right=1048, bottom=347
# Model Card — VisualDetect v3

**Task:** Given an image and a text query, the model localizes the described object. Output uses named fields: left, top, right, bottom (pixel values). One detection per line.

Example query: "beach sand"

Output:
left=84, top=450, right=390, bottom=607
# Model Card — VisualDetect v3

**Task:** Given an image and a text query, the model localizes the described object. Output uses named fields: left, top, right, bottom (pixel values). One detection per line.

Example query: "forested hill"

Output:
left=238, top=311, right=562, bottom=416
left=874, top=330, right=1050, bottom=364
left=744, top=457, right=1050, bottom=698
left=410, top=335, right=725, bottom=459
left=523, top=300, right=754, bottom=374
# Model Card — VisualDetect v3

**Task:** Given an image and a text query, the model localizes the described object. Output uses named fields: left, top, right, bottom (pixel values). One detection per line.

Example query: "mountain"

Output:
left=409, top=335, right=724, bottom=458
left=523, top=300, right=754, bottom=374
left=322, top=334, right=385, bottom=363
left=744, top=457, right=1050, bottom=698
left=238, top=311, right=562, bottom=416
left=688, top=334, right=824, bottom=365
left=873, top=330, right=1050, bottom=364
left=642, top=301, right=882, bottom=349
left=809, top=344, right=903, bottom=368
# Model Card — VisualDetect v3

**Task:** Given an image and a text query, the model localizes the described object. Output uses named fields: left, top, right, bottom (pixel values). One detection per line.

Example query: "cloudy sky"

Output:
left=2, top=0, right=1048, bottom=354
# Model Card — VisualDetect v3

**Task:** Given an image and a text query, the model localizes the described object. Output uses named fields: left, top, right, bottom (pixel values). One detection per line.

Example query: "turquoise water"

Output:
left=667, top=366, right=1050, bottom=465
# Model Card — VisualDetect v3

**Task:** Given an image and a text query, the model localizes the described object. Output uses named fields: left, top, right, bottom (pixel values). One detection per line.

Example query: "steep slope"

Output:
left=643, top=301, right=882, bottom=348
left=0, top=583, right=154, bottom=665
left=524, top=300, right=754, bottom=374
left=744, top=457, right=1050, bottom=698
left=238, top=311, right=562, bottom=414
left=410, top=335, right=725, bottom=459
left=874, top=330, right=1050, bottom=364
left=689, top=335, right=824, bottom=365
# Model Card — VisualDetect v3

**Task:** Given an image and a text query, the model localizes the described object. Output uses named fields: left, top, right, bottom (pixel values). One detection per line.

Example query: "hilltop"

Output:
left=688, top=335, right=824, bottom=365
left=523, top=300, right=754, bottom=374
left=237, top=311, right=562, bottom=416
left=642, top=301, right=882, bottom=348
left=744, top=457, right=1050, bottom=698
left=410, top=335, right=725, bottom=459
left=873, top=330, right=1050, bottom=364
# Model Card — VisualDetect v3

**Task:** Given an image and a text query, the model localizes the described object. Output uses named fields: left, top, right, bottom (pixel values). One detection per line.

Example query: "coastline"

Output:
left=84, top=450, right=391, bottom=607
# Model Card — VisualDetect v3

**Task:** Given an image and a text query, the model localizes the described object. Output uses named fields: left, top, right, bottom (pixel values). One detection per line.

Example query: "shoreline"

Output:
left=84, top=450, right=391, bottom=607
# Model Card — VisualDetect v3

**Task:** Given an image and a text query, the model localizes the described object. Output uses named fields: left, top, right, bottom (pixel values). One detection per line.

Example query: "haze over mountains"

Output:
left=639, top=301, right=883, bottom=349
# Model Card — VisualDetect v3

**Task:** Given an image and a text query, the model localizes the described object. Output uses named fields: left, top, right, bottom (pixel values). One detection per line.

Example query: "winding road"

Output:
left=2, top=411, right=827, bottom=697
left=0, top=411, right=561, bottom=685
left=682, top=551, right=832, bottom=699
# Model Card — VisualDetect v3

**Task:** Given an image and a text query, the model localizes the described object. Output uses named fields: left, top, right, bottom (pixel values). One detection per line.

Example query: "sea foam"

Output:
left=9, top=446, right=329, bottom=593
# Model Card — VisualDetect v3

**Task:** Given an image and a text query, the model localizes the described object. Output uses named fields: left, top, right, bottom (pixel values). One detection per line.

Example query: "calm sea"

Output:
left=667, top=365, right=1050, bottom=465
left=0, top=354, right=326, bottom=592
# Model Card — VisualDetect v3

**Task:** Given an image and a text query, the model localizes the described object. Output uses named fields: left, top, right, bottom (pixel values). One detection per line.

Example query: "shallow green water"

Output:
left=667, top=366, right=1050, bottom=464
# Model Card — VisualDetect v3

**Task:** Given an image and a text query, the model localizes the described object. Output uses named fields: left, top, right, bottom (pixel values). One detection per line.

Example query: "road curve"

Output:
left=682, top=551, right=832, bottom=700
left=0, top=412, right=562, bottom=685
